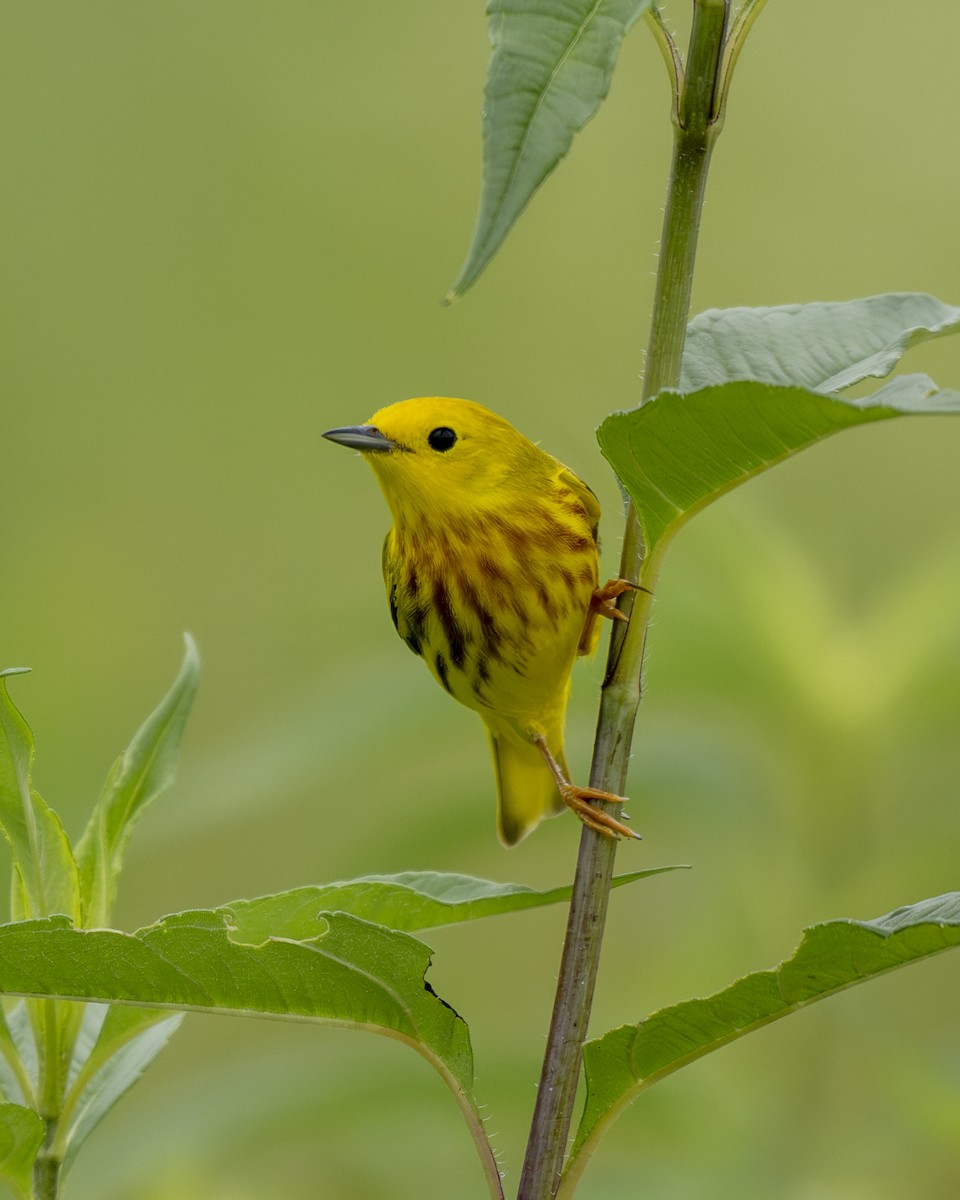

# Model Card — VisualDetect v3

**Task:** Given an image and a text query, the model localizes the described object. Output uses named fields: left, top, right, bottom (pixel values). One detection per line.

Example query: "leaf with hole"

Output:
left=0, top=909, right=502, bottom=1195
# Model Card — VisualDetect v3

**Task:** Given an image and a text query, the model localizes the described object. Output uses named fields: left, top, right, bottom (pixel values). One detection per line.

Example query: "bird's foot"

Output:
left=533, top=733, right=641, bottom=841
left=590, top=578, right=647, bottom=624
left=560, top=782, right=642, bottom=841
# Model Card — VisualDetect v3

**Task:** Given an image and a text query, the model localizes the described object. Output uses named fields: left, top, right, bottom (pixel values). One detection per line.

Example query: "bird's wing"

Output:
left=556, top=466, right=601, bottom=545
left=382, top=531, right=423, bottom=658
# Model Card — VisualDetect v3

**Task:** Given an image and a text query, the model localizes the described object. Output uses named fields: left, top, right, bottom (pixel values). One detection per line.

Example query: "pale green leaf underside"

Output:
left=0, top=910, right=473, bottom=1095
left=680, top=293, right=960, bottom=393
left=568, top=894, right=960, bottom=1176
left=62, top=1011, right=183, bottom=1166
left=448, top=0, right=651, bottom=300
left=0, top=1101, right=45, bottom=1194
left=224, top=867, right=682, bottom=942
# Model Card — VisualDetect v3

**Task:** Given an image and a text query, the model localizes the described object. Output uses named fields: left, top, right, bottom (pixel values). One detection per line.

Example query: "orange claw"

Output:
left=534, top=734, right=641, bottom=842
left=590, top=577, right=640, bottom=624
left=558, top=782, right=641, bottom=841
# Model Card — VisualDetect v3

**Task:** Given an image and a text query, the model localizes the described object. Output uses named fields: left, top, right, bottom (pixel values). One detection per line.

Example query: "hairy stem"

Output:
left=517, top=4, right=728, bottom=1198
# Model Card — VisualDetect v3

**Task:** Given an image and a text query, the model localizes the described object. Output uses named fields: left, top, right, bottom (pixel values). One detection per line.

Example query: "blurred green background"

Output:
left=2, top=1, right=960, bottom=1196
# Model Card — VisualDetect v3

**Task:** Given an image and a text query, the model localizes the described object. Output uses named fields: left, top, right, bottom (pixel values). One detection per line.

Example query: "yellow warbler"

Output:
left=324, top=397, right=638, bottom=845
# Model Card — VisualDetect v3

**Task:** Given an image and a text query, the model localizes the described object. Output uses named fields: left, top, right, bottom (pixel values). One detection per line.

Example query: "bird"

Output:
left=323, top=397, right=640, bottom=846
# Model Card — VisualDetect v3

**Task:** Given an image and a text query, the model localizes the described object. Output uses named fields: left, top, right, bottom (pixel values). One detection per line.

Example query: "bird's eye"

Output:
left=427, top=426, right=457, bottom=452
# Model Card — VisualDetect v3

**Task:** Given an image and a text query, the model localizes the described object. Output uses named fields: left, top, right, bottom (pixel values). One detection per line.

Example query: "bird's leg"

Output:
left=533, top=735, right=641, bottom=841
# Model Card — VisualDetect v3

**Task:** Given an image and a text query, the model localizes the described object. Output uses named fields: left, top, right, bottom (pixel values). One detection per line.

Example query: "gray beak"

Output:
left=322, top=424, right=397, bottom=452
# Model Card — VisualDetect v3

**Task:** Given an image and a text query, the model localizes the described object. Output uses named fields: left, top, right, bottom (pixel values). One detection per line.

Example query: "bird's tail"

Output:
left=486, top=720, right=567, bottom=846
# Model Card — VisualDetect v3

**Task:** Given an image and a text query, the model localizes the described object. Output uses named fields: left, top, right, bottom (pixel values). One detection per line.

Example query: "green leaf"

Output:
left=600, top=293, right=960, bottom=562
left=224, top=867, right=683, bottom=941
left=562, top=894, right=960, bottom=1193
left=598, top=378, right=960, bottom=562
left=75, top=635, right=200, bottom=928
left=0, top=910, right=505, bottom=1194
left=0, top=910, right=504, bottom=1190
left=447, top=0, right=652, bottom=301
left=0, top=1101, right=45, bottom=1197
left=680, top=293, right=960, bottom=393
left=0, top=911, right=471, bottom=1087
left=0, top=671, right=80, bottom=922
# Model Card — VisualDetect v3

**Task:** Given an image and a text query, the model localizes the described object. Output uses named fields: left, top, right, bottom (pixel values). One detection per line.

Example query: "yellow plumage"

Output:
left=324, top=397, right=636, bottom=845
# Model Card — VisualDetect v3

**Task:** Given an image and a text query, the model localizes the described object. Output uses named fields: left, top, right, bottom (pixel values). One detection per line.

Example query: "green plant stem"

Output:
left=517, top=5, right=728, bottom=1198
left=33, top=999, right=67, bottom=1200
left=33, top=1125, right=62, bottom=1200
left=39, top=1001, right=63, bottom=1116
left=34, top=1158, right=62, bottom=1200
left=646, top=1, right=726, bottom=395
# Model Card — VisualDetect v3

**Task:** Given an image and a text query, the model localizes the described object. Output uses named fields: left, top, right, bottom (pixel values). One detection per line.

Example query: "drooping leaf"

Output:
left=0, top=1101, right=45, bottom=1197
left=598, top=378, right=960, bottom=562
left=0, top=670, right=80, bottom=922
left=680, top=293, right=960, bottom=393
left=75, top=635, right=200, bottom=927
left=447, top=0, right=652, bottom=301
left=224, top=867, right=683, bottom=942
left=561, top=894, right=960, bottom=1193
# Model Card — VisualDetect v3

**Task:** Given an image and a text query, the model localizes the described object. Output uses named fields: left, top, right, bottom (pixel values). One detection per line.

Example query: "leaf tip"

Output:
left=179, top=632, right=201, bottom=676
left=445, top=261, right=478, bottom=305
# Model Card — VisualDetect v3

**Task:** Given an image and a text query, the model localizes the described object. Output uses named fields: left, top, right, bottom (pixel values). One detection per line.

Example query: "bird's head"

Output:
left=324, top=397, right=545, bottom=525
